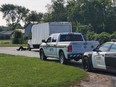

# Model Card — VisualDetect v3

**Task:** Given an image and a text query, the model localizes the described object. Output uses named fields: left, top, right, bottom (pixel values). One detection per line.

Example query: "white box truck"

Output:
left=27, top=22, right=72, bottom=50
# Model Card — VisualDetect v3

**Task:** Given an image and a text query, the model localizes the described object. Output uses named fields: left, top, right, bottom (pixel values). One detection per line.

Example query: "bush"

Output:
left=95, top=32, right=111, bottom=44
left=86, top=31, right=96, bottom=40
left=12, top=30, right=23, bottom=44
left=85, top=32, right=111, bottom=44
left=111, top=31, right=116, bottom=39
left=0, top=34, right=10, bottom=40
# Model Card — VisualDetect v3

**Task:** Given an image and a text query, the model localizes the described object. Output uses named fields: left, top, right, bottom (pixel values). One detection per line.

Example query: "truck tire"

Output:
left=28, top=44, right=31, bottom=51
left=40, top=49, right=47, bottom=60
left=59, top=52, right=67, bottom=64
left=82, top=57, right=92, bottom=72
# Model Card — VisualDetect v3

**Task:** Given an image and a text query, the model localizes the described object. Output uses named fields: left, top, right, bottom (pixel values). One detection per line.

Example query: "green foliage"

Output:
left=0, top=40, right=11, bottom=44
left=66, top=0, right=115, bottom=33
left=96, top=32, right=111, bottom=44
left=76, top=23, right=92, bottom=34
left=0, top=53, right=87, bottom=87
left=42, top=13, right=52, bottom=22
left=111, top=31, right=116, bottom=39
left=0, top=40, right=26, bottom=47
left=25, top=11, right=43, bottom=23
left=45, top=0, right=67, bottom=22
left=12, top=30, right=23, bottom=44
left=86, top=31, right=97, bottom=40
left=0, top=4, right=29, bottom=30
left=0, top=34, right=10, bottom=40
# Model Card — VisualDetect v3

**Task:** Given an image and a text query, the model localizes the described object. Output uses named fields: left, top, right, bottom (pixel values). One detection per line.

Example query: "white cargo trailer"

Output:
left=28, top=22, right=72, bottom=50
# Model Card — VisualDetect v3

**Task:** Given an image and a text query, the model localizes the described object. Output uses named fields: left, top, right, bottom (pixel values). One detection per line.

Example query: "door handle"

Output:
left=101, top=55, right=105, bottom=57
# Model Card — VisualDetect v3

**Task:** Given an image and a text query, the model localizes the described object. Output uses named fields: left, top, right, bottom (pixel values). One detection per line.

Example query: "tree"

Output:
left=104, top=6, right=116, bottom=33
left=42, top=13, right=52, bottom=22
left=0, top=4, right=29, bottom=30
left=66, top=0, right=114, bottom=33
left=25, top=11, right=43, bottom=23
left=44, top=0, right=67, bottom=22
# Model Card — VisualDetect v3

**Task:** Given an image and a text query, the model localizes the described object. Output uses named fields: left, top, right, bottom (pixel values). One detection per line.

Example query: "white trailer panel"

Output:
left=31, top=23, right=49, bottom=45
left=49, top=22, right=72, bottom=34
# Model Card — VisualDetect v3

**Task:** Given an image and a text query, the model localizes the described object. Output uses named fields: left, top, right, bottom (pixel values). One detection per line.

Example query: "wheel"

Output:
left=40, top=50, right=47, bottom=60
left=28, top=44, right=31, bottom=51
left=59, top=52, right=67, bottom=64
left=82, top=57, right=92, bottom=72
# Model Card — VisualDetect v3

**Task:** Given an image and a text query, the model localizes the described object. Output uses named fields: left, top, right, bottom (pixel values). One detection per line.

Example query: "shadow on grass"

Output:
left=45, top=58, right=83, bottom=69
left=45, top=58, right=116, bottom=77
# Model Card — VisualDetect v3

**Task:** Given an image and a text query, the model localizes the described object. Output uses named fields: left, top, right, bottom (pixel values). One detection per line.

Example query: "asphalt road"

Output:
left=0, top=47, right=39, bottom=58
left=0, top=47, right=116, bottom=87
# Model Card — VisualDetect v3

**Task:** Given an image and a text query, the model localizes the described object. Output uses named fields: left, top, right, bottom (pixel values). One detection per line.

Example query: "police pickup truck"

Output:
left=39, top=32, right=99, bottom=64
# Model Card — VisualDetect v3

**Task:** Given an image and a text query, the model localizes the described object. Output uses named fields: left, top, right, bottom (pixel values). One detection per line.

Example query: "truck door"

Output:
left=45, top=37, right=52, bottom=56
left=45, top=35, right=57, bottom=57
left=92, top=42, right=112, bottom=70
left=92, top=52, right=106, bottom=70
left=50, top=35, right=58, bottom=57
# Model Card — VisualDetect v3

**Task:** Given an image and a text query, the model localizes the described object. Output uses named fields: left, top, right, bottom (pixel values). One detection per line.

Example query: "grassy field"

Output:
left=0, top=53, right=87, bottom=87
left=0, top=40, right=26, bottom=47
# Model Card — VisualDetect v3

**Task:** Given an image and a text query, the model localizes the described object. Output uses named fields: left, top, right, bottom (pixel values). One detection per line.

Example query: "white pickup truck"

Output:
left=39, top=32, right=99, bottom=64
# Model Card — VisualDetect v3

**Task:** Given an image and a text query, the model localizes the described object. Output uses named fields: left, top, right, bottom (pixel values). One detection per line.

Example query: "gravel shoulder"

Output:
left=0, top=47, right=116, bottom=87
left=79, top=72, right=112, bottom=87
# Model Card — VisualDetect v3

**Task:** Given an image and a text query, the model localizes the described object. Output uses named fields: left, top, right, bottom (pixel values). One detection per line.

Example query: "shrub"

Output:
left=96, top=32, right=111, bottom=44
left=111, top=31, right=116, bottom=39
left=12, top=30, right=23, bottom=44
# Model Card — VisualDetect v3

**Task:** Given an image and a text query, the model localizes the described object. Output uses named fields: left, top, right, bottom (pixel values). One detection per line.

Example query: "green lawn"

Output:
left=0, top=40, right=26, bottom=47
left=0, top=53, right=87, bottom=87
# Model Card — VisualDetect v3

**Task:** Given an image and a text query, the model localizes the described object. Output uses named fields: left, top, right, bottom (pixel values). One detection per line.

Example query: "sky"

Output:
left=0, top=0, right=51, bottom=26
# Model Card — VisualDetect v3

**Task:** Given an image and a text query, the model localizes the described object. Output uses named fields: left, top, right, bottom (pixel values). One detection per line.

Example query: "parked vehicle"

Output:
left=27, top=22, right=72, bottom=50
left=82, top=41, right=116, bottom=72
left=39, top=32, right=99, bottom=64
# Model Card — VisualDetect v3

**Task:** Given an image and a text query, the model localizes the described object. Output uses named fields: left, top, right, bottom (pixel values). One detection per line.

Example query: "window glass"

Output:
left=99, top=43, right=112, bottom=52
left=52, top=35, right=57, bottom=42
left=110, top=44, right=116, bottom=52
left=60, top=34, right=83, bottom=41
left=47, top=37, right=51, bottom=43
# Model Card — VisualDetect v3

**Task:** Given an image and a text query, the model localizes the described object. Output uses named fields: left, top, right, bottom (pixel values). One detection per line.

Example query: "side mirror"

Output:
left=93, top=49, right=101, bottom=52
left=42, top=39, right=46, bottom=43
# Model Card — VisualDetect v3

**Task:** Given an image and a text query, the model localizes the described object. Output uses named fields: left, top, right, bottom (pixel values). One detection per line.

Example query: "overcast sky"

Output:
left=0, top=0, right=51, bottom=26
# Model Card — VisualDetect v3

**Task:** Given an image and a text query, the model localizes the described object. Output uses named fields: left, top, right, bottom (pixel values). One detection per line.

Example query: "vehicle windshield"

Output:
left=60, top=34, right=83, bottom=41
left=99, top=43, right=112, bottom=52
left=110, top=44, right=116, bottom=52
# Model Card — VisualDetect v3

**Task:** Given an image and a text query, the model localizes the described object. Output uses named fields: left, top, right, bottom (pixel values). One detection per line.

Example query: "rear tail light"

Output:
left=67, top=45, right=72, bottom=52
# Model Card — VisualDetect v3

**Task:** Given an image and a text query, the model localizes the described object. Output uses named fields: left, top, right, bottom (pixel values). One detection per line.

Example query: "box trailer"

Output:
left=27, top=22, right=72, bottom=50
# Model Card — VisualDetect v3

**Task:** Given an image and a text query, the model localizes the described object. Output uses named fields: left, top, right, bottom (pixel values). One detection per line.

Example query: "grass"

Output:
left=0, top=40, right=26, bottom=47
left=0, top=53, right=87, bottom=87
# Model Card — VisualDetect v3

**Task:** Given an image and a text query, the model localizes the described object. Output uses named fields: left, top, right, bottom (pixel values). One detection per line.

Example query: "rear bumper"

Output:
left=33, top=44, right=40, bottom=48
left=67, top=53, right=83, bottom=59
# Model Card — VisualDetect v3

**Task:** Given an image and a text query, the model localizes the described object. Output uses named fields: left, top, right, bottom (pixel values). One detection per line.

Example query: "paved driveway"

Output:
left=0, top=47, right=39, bottom=58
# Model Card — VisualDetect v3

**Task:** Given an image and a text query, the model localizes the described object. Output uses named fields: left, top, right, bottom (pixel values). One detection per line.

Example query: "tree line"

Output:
left=0, top=0, right=116, bottom=43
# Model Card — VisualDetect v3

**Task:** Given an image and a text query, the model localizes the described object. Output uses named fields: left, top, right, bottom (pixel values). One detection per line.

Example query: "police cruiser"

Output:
left=82, top=41, right=116, bottom=72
